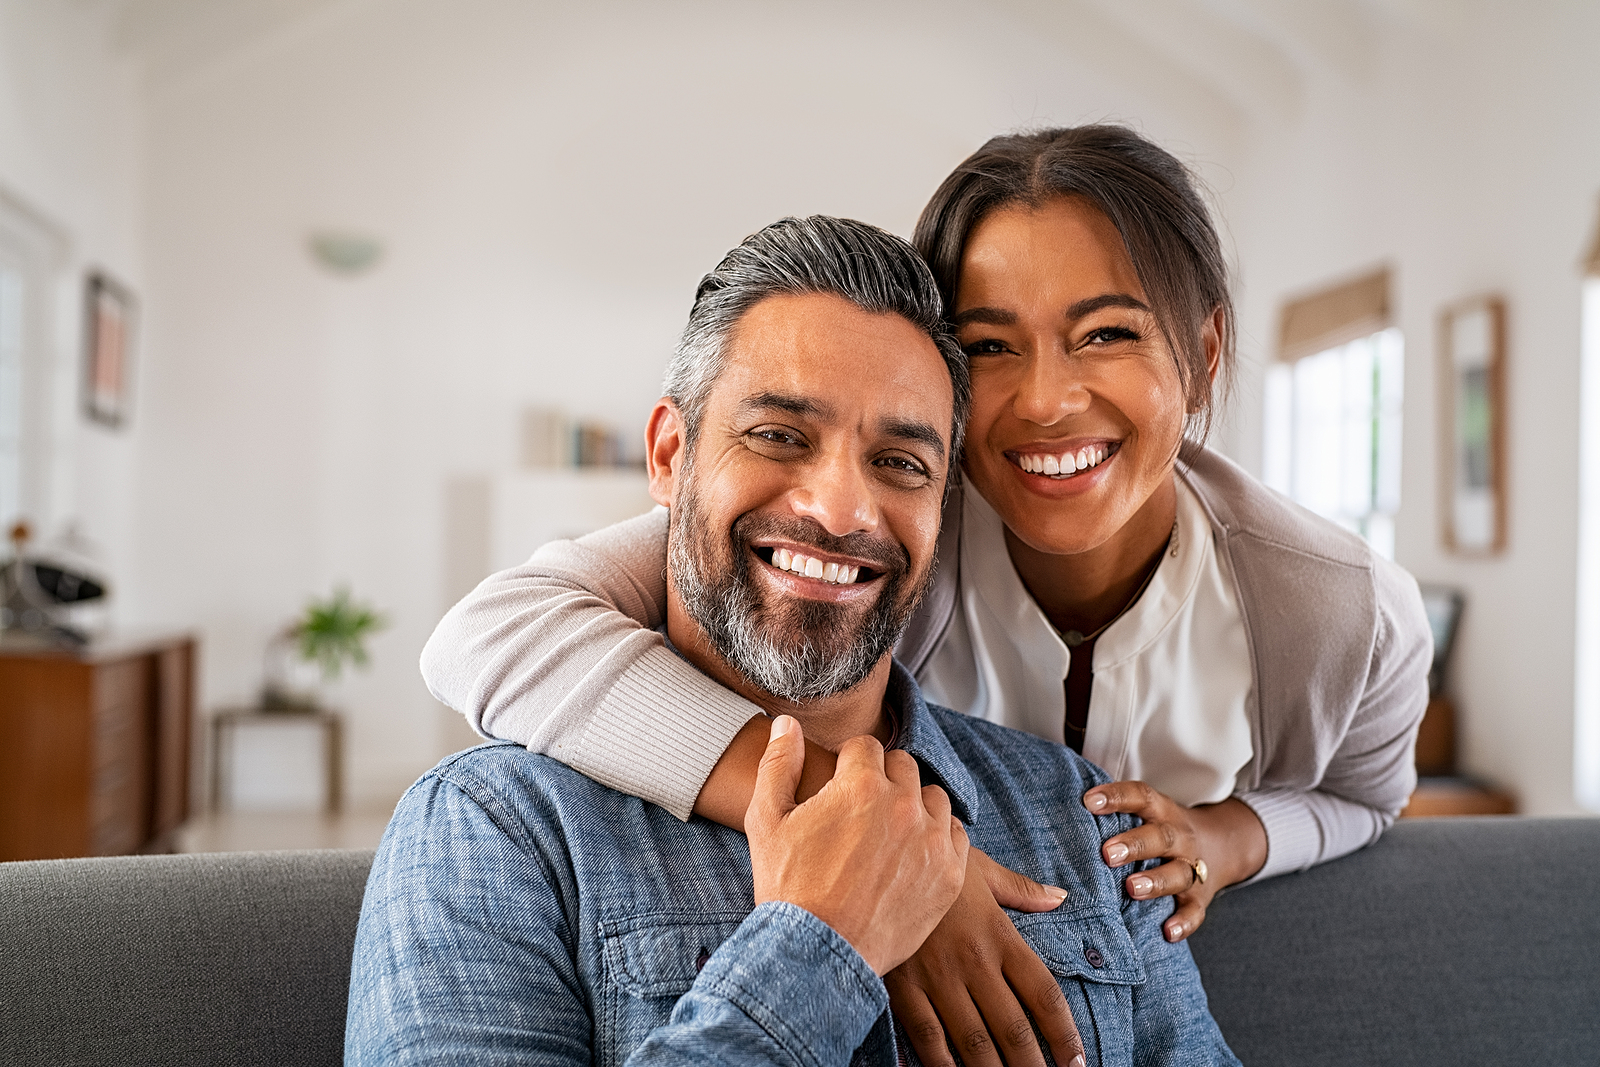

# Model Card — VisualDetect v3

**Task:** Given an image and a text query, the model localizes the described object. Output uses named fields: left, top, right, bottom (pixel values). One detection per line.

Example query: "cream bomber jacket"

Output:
left=420, top=445, right=1433, bottom=882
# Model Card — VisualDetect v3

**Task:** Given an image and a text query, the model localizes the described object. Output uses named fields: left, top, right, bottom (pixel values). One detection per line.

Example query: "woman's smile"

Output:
left=1006, top=439, right=1119, bottom=479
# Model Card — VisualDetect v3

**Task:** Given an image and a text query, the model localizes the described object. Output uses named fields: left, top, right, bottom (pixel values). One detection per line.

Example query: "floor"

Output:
left=175, top=804, right=396, bottom=853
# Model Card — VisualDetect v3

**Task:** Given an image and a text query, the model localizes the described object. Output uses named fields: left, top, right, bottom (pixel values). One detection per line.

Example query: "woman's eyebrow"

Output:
left=950, top=306, right=1015, bottom=328
left=1064, top=293, right=1151, bottom=319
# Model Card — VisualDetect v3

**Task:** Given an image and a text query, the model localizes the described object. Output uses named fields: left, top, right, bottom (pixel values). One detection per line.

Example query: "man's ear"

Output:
left=645, top=398, right=687, bottom=507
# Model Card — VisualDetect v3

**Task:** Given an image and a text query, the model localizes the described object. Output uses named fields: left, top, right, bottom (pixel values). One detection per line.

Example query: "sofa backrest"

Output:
left=1189, top=816, right=1600, bottom=1066
left=2, top=818, right=1597, bottom=1066
left=0, top=849, right=373, bottom=1067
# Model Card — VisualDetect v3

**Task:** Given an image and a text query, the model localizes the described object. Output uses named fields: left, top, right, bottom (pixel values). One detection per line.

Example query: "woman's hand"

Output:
left=1083, top=781, right=1267, bottom=942
left=884, top=849, right=1085, bottom=1067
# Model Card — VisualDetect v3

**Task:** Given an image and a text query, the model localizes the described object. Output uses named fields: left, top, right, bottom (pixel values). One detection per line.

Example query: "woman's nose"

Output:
left=1012, top=350, right=1090, bottom=427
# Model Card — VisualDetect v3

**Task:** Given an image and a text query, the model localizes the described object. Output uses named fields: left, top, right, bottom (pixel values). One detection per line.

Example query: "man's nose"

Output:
left=785, top=448, right=879, bottom=538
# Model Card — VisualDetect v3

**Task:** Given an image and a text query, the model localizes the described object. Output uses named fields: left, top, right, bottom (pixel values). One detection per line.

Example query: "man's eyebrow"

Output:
left=736, top=392, right=835, bottom=420
left=881, top=417, right=947, bottom=462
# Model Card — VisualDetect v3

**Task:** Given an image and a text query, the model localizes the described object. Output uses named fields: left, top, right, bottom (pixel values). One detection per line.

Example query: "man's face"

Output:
left=651, top=292, right=954, bottom=704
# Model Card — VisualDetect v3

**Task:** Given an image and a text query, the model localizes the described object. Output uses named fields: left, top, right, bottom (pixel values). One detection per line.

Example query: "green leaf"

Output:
left=293, top=586, right=387, bottom=680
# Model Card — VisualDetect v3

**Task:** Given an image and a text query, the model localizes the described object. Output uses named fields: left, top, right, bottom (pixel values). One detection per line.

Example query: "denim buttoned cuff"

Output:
left=694, top=901, right=888, bottom=1067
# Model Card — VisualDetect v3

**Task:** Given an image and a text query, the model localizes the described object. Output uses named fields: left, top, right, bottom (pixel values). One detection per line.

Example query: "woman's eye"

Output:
left=962, top=338, right=1012, bottom=356
left=1085, top=326, right=1140, bottom=346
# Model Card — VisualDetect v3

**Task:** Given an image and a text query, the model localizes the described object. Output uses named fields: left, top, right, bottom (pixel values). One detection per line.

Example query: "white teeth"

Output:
left=769, top=549, right=861, bottom=585
left=1017, top=446, right=1116, bottom=477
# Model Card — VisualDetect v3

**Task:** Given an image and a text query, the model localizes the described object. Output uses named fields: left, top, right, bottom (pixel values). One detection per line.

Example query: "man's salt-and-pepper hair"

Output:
left=662, top=216, right=971, bottom=457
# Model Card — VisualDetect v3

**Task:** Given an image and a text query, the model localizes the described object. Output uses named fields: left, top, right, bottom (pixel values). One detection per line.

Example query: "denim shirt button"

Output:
left=695, top=947, right=711, bottom=973
left=1083, top=945, right=1105, bottom=969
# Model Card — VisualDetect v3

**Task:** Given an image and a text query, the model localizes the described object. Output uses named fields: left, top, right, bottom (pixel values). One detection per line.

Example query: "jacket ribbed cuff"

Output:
left=1234, top=787, right=1324, bottom=882
left=568, top=644, right=763, bottom=820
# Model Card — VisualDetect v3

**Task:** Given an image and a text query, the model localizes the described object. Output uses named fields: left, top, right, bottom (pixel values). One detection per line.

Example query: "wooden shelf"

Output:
left=0, top=631, right=195, bottom=860
left=1402, top=777, right=1516, bottom=818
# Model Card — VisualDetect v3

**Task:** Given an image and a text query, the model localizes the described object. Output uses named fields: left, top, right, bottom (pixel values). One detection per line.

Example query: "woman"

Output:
left=422, top=125, right=1431, bottom=1064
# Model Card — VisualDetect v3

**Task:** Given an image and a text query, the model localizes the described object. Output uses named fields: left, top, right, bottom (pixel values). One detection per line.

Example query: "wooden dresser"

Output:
left=0, top=631, right=195, bottom=861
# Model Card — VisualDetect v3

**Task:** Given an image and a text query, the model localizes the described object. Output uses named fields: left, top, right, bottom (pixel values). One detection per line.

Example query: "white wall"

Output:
left=0, top=0, right=143, bottom=583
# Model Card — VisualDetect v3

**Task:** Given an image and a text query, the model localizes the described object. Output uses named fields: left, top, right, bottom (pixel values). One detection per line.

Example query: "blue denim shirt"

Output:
left=346, top=664, right=1240, bottom=1066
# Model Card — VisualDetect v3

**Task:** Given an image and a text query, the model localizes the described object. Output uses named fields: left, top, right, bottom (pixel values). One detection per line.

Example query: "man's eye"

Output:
left=961, top=338, right=1011, bottom=357
left=748, top=428, right=804, bottom=447
left=875, top=455, right=929, bottom=477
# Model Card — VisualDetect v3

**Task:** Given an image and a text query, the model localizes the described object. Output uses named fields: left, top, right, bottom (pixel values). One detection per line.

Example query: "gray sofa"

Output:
left=2, top=817, right=1596, bottom=1066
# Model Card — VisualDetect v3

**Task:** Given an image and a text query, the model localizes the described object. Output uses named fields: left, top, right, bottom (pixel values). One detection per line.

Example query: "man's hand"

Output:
left=885, top=849, right=1085, bottom=1067
left=1084, top=781, right=1268, bottom=941
left=747, top=715, right=969, bottom=975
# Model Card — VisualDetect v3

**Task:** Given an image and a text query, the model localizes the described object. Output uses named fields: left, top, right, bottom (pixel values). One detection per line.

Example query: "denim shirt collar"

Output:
left=884, top=660, right=978, bottom=827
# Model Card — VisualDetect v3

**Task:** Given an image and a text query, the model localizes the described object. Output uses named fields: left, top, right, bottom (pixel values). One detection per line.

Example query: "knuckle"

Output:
left=1001, top=1015, right=1037, bottom=1049
left=1033, top=976, right=1069, bottom=1013
left=960, top=1026, right=995, bottom=1056
left=1158, top=822, right=1181, bottom=852
left=915, top=1023, right=947, bottom=1062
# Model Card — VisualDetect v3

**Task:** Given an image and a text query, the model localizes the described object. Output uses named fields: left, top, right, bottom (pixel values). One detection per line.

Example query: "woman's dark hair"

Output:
left=912, top=125, right=1234, bottom=440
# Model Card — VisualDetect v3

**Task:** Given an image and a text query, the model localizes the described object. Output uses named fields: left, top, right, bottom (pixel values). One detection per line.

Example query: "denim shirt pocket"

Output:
left=1011, top=907, right=1146, bottom=1067
left=597, top=911, right=750, bottom=1066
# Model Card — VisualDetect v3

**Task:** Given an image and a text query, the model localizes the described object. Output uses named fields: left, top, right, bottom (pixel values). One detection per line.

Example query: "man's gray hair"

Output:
left=662, top=216, right=971, bottom=457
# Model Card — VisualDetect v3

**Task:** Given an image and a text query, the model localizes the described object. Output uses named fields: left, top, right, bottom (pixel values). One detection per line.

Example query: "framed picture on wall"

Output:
left=1439, top=295, right=1506, bottom=554
left=83, top=271, right=135, bottom=428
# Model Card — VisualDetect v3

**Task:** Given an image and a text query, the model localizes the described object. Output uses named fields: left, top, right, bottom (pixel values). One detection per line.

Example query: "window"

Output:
left=0, top=189, right=68, bottom=539
left=1263, top=269, right=1402, bottom=559
left=0, top=260, right=22, bottom=527
left=1576, top=273, right=1600, bottom=811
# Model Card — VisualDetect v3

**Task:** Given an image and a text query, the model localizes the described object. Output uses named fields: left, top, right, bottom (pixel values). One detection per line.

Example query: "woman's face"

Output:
left=953, top=196, right=1191, bottom=557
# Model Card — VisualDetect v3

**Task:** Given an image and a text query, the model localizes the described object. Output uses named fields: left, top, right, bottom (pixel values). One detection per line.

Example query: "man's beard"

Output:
left=669, top=470, right=933, bottom=704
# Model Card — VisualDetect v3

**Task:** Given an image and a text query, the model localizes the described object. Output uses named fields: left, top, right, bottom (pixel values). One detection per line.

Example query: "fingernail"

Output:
left=1129, top=876, right=1152, bottom=895
left=1166, top=921, right=1184, bottom=941
left=1085, top=792, right=1107, bottom=812
left=1105, top=843, right=1128, bottom=865
left=1070, top=1056, right=1086, bottom=1067
left=770, top=714, right=793, bottom=738
left=1047, top=885, right=1069, bottom=905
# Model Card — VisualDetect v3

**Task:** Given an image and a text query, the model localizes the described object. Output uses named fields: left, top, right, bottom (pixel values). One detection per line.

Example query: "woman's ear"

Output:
left=645, top=398, right=686, bottom=507
left=1204, top=306, right=1225, bottom=385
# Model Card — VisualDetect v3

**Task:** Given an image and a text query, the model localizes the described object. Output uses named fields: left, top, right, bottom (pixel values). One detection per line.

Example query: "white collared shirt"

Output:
left=919, top=480, right=1255, bottom=806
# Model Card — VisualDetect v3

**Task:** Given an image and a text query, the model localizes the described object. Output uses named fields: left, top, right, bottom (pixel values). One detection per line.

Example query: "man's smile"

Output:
left=751, top=541, right=882, bottom=587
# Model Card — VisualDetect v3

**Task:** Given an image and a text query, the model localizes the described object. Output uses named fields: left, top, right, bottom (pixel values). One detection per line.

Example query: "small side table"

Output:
left=211, top=707, right=343, bottom=813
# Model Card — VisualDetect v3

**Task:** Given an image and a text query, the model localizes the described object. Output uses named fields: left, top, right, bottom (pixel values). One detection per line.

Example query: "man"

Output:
left=346, top=217, right=1239, bottom=1066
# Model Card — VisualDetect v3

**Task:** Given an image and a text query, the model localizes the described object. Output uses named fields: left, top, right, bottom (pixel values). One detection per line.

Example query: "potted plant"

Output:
left=261, top=587, right=386, bottom=712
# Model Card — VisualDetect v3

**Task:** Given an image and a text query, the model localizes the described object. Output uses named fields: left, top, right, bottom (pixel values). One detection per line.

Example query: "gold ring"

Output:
left=1186, top=858, right=1208, bottom=885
